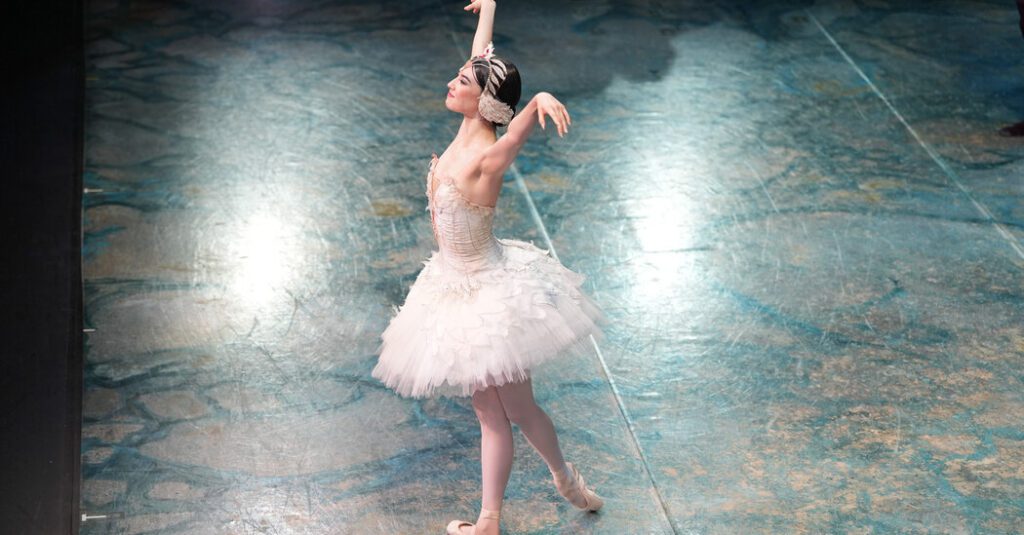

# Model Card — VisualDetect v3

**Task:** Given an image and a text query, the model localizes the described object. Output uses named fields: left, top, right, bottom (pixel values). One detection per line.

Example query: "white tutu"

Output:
left=371, top=155, right=605, bottom=398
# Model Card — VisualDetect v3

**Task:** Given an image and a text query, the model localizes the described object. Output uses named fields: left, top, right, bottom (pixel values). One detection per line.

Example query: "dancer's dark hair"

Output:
left=471, top=56, right=521, bottom=127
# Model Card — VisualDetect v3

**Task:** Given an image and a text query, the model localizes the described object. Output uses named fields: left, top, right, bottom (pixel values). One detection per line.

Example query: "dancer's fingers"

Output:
left=537, top=107, right=546, bottom=129
left=557, top=109, right=573, bottom=135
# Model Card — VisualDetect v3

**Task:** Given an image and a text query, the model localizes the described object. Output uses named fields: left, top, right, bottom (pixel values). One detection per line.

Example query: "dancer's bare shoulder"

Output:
left=435, top=143, right=501, bottom=208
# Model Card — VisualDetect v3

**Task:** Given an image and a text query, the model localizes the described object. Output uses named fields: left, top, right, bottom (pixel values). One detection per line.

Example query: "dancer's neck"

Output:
left=456, top=114, right=497, bottom=145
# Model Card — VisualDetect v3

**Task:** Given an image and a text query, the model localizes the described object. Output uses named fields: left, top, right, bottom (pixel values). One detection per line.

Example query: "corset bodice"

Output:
left=426, top=154, right=503, bottom=273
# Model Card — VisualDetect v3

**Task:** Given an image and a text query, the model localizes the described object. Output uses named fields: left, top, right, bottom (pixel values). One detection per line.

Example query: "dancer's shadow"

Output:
left=451, top=0, right=813, bottom=97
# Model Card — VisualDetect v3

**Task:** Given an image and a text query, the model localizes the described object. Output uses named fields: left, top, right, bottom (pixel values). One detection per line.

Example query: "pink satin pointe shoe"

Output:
left=446, top=507, right=500, bottom=535
left=553, top=461, right=604, bottom=512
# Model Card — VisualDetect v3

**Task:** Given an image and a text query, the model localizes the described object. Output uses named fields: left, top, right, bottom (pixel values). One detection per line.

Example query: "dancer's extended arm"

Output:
left=465, top=0, right=496, bottom=57
left=480, top=92, right=571, bottom=178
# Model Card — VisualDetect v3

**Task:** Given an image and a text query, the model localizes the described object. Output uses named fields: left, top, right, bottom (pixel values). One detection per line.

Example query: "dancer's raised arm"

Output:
left=464, top=0, right=496, bottom=57
left=480, top=92, right=572, bottom=178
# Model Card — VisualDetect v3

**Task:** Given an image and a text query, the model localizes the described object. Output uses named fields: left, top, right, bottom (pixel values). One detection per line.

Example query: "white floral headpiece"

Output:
left=475, top=41, right=515, bottom=126
left=479, top=42, right=495, bottom=60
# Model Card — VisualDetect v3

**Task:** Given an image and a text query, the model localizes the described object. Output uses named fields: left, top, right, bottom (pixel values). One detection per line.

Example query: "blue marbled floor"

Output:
left=81, top=1, right=1024, bottom=533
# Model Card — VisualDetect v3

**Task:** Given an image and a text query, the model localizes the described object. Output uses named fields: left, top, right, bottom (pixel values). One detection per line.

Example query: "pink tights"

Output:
left=470, top=377, right=570, bottom=512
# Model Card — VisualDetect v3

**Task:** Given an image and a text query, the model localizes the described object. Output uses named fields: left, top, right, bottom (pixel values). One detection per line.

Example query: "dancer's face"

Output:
left=445, top=60, right=482, bottom=116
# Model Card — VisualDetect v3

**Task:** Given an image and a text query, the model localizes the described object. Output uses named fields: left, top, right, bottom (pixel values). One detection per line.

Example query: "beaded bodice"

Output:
left=426, top=154, right=503, bottom=273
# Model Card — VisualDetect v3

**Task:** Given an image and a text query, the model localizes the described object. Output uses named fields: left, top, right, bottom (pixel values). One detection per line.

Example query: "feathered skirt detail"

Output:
left=372, top=238, right=605, bottom=398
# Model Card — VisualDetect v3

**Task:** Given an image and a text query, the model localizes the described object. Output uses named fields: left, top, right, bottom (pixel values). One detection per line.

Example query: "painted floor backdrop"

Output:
left=81, top=1, right=1023, bottom=533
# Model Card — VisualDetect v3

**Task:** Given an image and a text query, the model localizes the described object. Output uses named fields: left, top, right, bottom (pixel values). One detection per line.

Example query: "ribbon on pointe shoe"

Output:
left=446, top=508, right=501, bottom=534
left=553, top=462, right=604, bottom=512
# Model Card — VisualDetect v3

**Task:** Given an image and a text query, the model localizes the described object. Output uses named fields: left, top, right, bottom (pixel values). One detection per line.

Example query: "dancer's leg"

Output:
left=468, top=386, right=513, bottom=534
left=493, top=378, right=568, bottom=477
left=494, top=377, right=603, bottom=511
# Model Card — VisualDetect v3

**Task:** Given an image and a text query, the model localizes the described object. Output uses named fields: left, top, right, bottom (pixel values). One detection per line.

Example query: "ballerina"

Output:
left=371, top=1, right=606, bottom=533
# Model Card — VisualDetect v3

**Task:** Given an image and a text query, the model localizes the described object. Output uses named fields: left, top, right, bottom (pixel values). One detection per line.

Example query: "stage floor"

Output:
left=81, top=1, right=1024, bottom=533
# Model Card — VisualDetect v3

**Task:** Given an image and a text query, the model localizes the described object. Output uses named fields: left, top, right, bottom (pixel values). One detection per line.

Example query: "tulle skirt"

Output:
left=372, top=238, right=605, bottom=398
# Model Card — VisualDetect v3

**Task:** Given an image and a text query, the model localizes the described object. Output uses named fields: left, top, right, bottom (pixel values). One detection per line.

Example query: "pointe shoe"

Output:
left=446, top=507, right=500, bottom=535
left=553, top=462, right=604, bottom=512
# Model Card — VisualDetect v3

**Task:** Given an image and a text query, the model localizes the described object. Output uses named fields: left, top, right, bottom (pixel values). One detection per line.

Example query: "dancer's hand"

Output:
left=534, top=92, right=571, bottom=138
left=464, top=0, right=493, bottom=14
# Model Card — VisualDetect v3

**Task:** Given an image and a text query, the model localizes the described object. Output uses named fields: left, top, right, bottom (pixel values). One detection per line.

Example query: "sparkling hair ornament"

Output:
left=475, top=42, right=515, bottom=126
